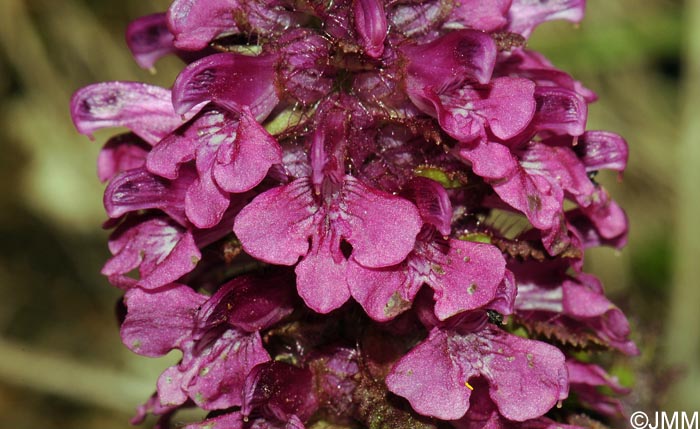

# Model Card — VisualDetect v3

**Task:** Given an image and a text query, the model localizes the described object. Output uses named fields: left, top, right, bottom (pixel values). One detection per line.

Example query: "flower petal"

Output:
left=104, top=167, right=194, bottom=225
left=518, top=142, right=595, bottom=208
left=71, top=82, right=190, bottom=144
left=496, top=49, right=596, bottom=102
left=481, top=330, right=568, bottom=421
left=98, top=133, right=149, bottom=182
left=196, top=272, right=296, bottom=333
left=157, top=330, right=270, bottom=409
left=234, top=179, right=317, bottom=265
left=147, top=108, right=230, bottom=180
left=184, top=149, right=231, bottom=228
left=342, top=176, right=422, bottom=267
left=387, top=326, right=568, bottom=421
left=350, top=233, right=508, bottom=323
left=488, top=269, right=517, bottom=316
left=187, top=330, right=270, bottom=409
left=507, top=0, right=585, bottom=38
left=461, top=140, right=560, bottom=232
left=172, top=52, right=279, bottom=120
left=562, top=275, right=636, bottom=351
left=428, top=77, right=536, bottom=142
left=430, top=239, right=507, bottom=320
left=353, top=0, right=388, bottom=58
left=348, top=260, right=416, bottom=322
left=213, top=107, right=282, bottom=193
left=447, top=0, right=512, bottom=32
left=126, top=13, right=177, bottom=70
left=404, top=177, right=453, bottom=236
left=512, top=261, right=637, bottom=354
left=460, top=139, right=519, bottom=179
left=403, top=30, right=497, bottom=98
left=103, top=216, right=201, bottom=289
left=567, top=360, right=629, bottom=395
left=295, top=232, right=350, bottom=313
left=567, top=359, right=629, bottom=417
left=121, top=284, right=205, bottom=356
left=580, top=188, right=628, bottom=240
left=530, top=86, right=587, bottom=137
left=567, top=207, right=627, bottom=249
left=167, top=0, right=239, bottom=50
left=386, top=329, right=469, bottom=420
left=242, top=361, right=318, bottom=422
left=146, top=107, right=248, bottom=228
left=577, top=131, right=629, bottom=172
left=192, top=196, right=249, bottom=247
left=157, top=363, right=191, bottom=407
left=453, top=387, right=581, bottom=429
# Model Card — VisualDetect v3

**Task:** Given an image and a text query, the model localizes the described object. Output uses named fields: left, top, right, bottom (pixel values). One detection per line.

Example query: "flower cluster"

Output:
left=72, top=0, right=635, bottom=428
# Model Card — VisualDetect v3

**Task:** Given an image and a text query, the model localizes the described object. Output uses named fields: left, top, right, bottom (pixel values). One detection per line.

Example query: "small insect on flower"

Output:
left=587, top=170, right=599, bottom=185
left=486, top=309, right=504, bottom=325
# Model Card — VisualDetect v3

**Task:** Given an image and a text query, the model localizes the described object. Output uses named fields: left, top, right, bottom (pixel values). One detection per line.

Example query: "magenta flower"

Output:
left=146, top=105, right=282, bottom=228
left=72, top=0, right=635, bottom=428
left=386, top=322, right=569, bottom=421
left=121, top=273, right=295, bottom=410
left=233, top=101, right=423, bottom=313
left=348, top=177, right=508, bottom=321
left=102, top=216, right=200, bottom=289
left=71, top=82, right=199, bottom=144
left=510, top=258, right=637, bottom=355
left=125, top=13, right=177, bottom=70
left=566, top=359, right=631, bottom=417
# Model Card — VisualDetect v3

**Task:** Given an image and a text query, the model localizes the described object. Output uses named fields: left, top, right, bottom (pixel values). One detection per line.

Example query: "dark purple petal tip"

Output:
left=71, top=82, right=189, bottom=144
left=126, top=13, right=177, bottom=69
left=172, top=52, right=279, bottom=119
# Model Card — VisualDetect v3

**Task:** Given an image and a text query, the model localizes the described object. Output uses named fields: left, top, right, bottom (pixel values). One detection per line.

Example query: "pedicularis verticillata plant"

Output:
left=71, top=1, right=636, bottom=428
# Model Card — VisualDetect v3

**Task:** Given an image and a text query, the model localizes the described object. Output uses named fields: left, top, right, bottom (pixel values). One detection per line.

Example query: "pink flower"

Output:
left=121, top=274, right=295, bottom=410
left=234, top=113, right=423, bottom=313
left=386, top=322, right=568, bottom=421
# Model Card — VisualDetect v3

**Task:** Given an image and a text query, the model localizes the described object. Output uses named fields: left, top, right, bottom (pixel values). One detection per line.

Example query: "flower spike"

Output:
left=74, top=1, right=634, bottom=427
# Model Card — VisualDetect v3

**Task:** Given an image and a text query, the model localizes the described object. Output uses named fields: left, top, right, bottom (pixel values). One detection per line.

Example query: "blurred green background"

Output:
left=0, top=0, right=698, bottom=427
